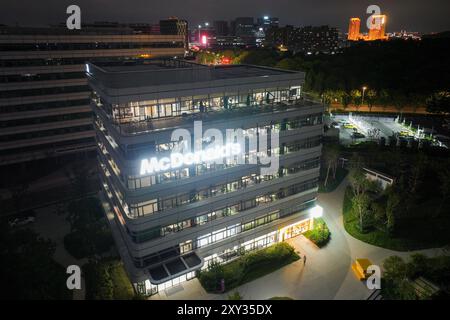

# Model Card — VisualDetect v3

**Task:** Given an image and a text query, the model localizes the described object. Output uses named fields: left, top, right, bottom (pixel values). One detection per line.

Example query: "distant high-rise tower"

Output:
left=368, top=15, right=387, bottom=40
left=348, top=18, right=361, bottom=41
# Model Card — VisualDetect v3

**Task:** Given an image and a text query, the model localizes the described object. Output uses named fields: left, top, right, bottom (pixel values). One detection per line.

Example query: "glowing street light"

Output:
left=362, top=86, right=367, bottom=105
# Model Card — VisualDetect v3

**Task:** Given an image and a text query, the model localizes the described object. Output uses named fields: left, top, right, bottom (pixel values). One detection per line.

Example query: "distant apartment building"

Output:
left=213, top=21, right=229, bottom=36
left=257, top=16, right=280, bottom=32
left=367, top=15, right=388, bottom=41
left=347, top=18, right=361, bottom=41
left=266, top=25, right=340, bottom=54
left=347, top=15, right=388, bottom=41
left=159, top=17, right=189, bottom=50
left=0, top=25, right=185, bottom=166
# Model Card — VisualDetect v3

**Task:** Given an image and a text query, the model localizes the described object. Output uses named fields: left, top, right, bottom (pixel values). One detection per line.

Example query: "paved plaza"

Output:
left=150, top=178, right=444, bottom=300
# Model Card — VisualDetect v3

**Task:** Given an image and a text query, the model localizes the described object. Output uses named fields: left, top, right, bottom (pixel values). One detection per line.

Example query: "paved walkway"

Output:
left=149, top=177, right=445, bottom=300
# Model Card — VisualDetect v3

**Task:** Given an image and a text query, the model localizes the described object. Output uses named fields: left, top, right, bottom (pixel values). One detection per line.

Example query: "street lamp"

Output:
left=361, top=86, right=367, bottom=106
left=198, top=25, right=202, bottom=43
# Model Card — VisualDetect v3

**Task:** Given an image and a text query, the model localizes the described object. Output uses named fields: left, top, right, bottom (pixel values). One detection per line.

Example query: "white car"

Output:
left=9, top=216, right=35, bottom=228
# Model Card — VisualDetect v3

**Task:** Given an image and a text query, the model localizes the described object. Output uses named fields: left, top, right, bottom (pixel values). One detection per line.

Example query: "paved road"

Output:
left=150, top=177, right=445, bottom=300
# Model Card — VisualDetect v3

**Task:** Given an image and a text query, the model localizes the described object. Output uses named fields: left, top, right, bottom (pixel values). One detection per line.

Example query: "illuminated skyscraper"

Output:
left=348, top=18, right=361, bottom=41
left=368, top=15, right=387, bottom=40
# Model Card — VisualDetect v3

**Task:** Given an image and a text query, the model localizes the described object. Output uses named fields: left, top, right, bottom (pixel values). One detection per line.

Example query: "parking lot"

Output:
left=328, top=113, right=447, bottom=148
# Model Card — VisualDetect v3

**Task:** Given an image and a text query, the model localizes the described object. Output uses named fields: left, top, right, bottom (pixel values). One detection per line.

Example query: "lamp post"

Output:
left=198, top=25, right=202, bottom=43
left=361, top=86, right=367, bottom=106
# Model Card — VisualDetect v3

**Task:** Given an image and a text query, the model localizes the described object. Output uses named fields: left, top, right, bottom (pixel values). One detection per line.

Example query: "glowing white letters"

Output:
left=140, top=143, right=241, bottom=175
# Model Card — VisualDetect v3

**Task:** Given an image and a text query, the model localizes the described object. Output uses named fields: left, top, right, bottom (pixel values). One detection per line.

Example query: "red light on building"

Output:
left=201, top=35, right=207, bottom=45
left=221, top=57, right=231, bottom=64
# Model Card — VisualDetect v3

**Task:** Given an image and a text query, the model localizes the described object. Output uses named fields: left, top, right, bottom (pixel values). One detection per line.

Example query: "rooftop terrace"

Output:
left=87, top=58, right=304, bottom=90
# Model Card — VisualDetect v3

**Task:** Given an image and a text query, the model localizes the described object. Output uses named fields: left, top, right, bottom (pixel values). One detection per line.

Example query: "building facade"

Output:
left=348, top=18, right=361, bottom=41
left=88, top=59, right=323, bottom=295
left=266, top=25, right=340, bottom=55
left=0, top=26, right=185, bottom=166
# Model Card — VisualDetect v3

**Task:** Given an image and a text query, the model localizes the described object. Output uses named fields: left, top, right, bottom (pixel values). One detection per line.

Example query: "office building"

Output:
left=348, top=18, right=361, bottom=41
left=367, top=15, right=388, bottom=41
left=88, top=58, right=323, bottom=295
left=213, top=21, right=229, bottom=36
left=159, top=17, right=189, bottom=49
left=0, top=26, right=185, bottom=166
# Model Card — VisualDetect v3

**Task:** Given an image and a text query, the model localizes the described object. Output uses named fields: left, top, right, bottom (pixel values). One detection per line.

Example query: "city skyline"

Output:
left=1, top=0, right=450, bottom=34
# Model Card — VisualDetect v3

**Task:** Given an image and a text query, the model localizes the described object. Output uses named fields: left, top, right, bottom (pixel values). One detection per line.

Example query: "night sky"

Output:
left=1, top=0, right=450, bottom=33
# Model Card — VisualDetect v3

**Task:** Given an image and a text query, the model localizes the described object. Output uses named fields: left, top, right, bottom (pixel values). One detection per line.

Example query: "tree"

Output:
left=386, top=190, right=400, bottom=234
left=426, top=91, right=450, bottom=114
left=383, top=256, right=407, bottom=282
left=350, top=89, right=362, bottom=110
left=408, top=154, right=426, bottom=194
left=378, top=90, right=390, bottom=112
left=348, top=167, right=368, bottom=197
left=0, top=226, right=71, bottom=299
left=352, top=193, right=372, bottom=232
left=383, top=256, right=416, bottom=300
left=366, top=89, right=377, bottom=112
left=275, top=58, right=299, bottom=71
left=323, top=144, right=340, bottom=187
left=436, top=161, right=450, bottom=217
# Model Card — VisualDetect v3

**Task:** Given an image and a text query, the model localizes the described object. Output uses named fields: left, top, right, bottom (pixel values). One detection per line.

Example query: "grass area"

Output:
left=319, top=167, right=348, bottom=193
left=84, top=259, right=135, bottom=300
left=303, top=218, right=331, bottom=248
left=109, top=262, right=136, bottom=300
left=64, top=197, right=114, bottom=259
left=268, top=296, right=294, bottom=300
left=198, top=242, right=300, bottom=293
left=343, top=187, right=450, bottom=251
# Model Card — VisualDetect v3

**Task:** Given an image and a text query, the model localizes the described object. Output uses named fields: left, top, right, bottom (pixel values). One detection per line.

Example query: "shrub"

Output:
left=198, top=243, right=299, bottom=293
left=84, top=259, right=135, bottom=300
left=304, top=218, right=331, bottom=247
left=228, top=292, right=242, bottom=300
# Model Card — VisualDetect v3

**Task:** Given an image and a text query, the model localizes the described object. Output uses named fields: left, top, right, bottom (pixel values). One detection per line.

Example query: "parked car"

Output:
left=9, top=210, right=36, bottom=228
left=9, top=216, right=35, bottom=228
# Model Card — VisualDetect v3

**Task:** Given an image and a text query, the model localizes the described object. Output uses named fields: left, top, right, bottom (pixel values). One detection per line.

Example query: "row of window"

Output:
left=0, top=72, right=85, bottom=84
left=202, top=232, right=278, bottom=269
left=0, top=42, right=184, bottom=51
left=126, top=149, right=319, bottom=219
left=159, top=181, right=316, bottom=243
left=1, top=85, right=89, bottom=99
left=0, top=124, right=93, bottom=143
left=0, top=136, right=95, bottom=157
left=0, top=99, right=89, bottom=114
left=0, top=112, right=92, bottom=128
left=100, top=87, right=301, bottom=123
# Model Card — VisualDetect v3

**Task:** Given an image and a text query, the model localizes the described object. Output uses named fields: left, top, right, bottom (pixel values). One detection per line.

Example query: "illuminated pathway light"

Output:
left=310, top=205, right=323, bottom=218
